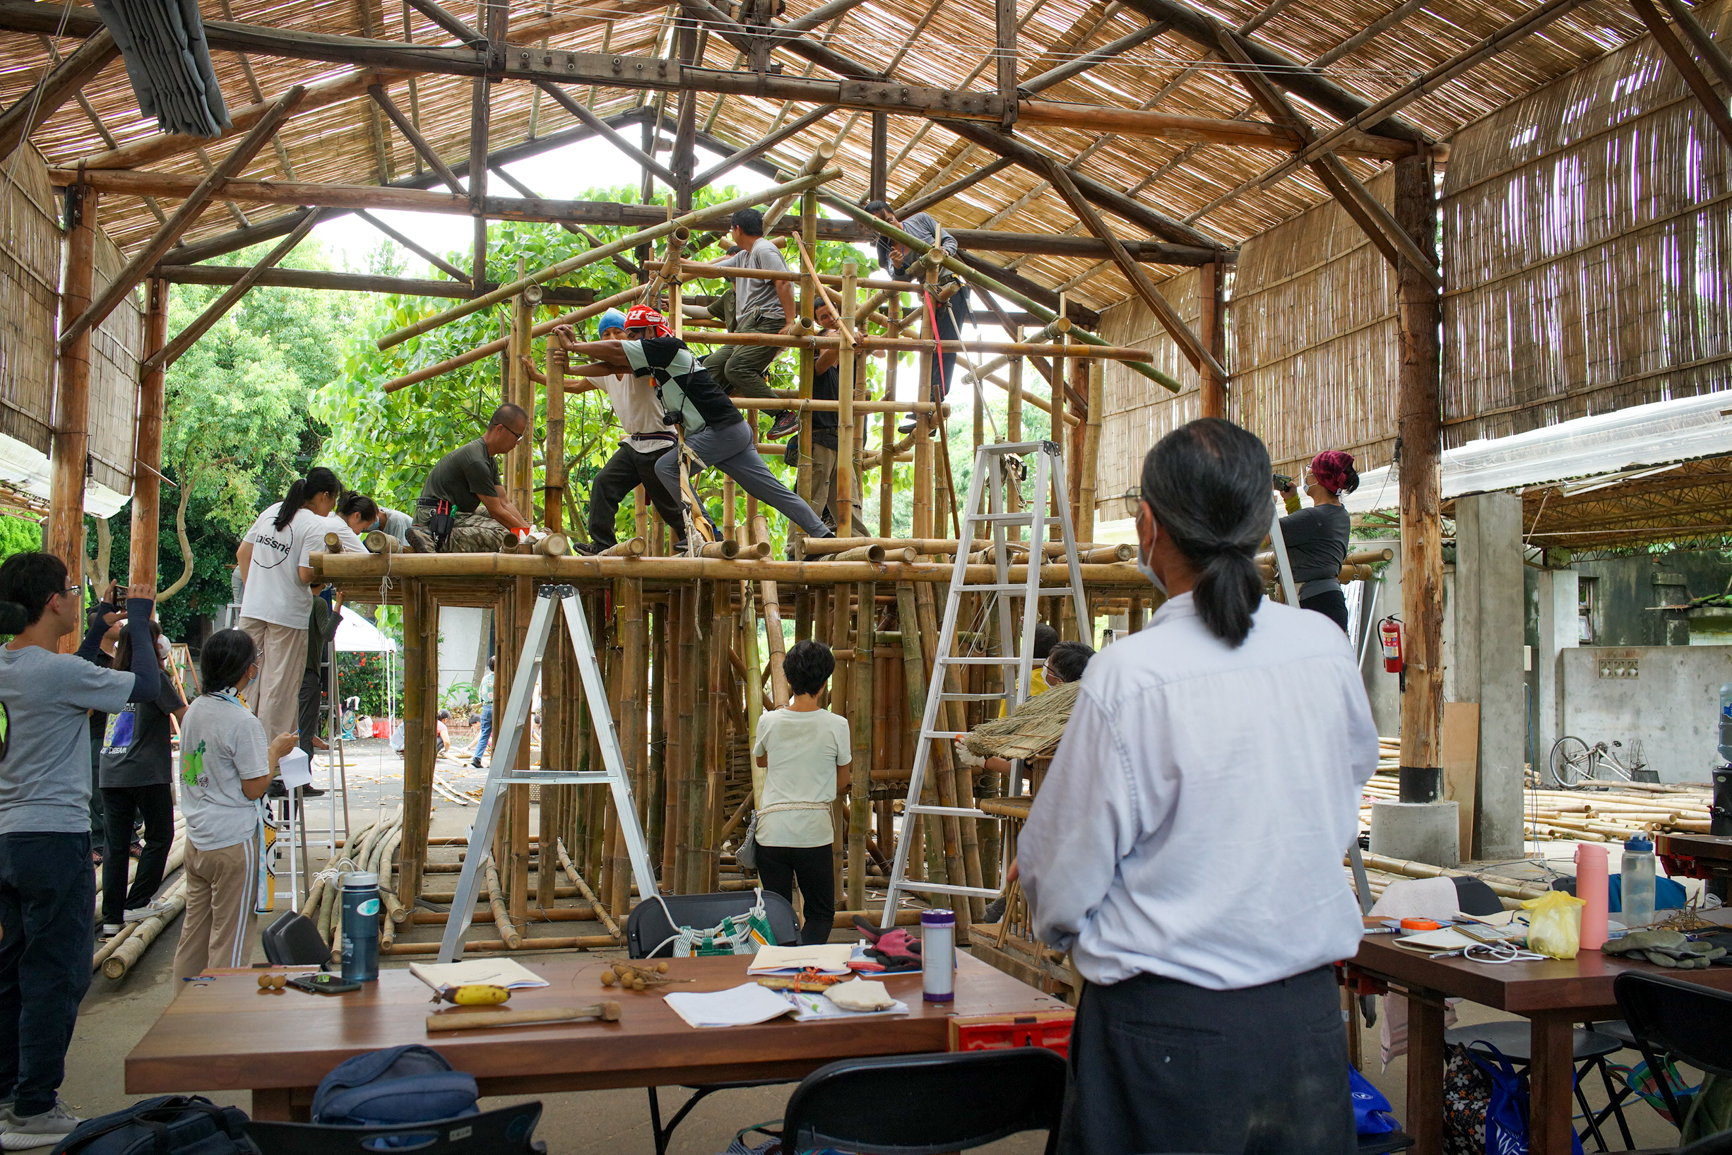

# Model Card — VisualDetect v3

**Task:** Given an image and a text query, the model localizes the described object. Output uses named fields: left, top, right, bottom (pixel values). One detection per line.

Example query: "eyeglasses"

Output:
left=1118, top=489, right=1143, bottom=518
left=502, top=425, right=527, bottom=444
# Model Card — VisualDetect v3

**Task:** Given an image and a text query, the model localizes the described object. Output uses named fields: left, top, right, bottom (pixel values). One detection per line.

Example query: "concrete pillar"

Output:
left=1453, top=492, right=1526, bottom=859
left=1535, top=567, right=1580, bottom=781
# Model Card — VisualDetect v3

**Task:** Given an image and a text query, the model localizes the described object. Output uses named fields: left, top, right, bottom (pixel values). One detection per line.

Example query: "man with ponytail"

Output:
left=235, top=467, right=364, bottom=741
left=1018, top=418, right=1379, bottom=1155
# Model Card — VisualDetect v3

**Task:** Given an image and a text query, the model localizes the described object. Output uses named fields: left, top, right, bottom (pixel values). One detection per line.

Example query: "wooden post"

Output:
left=1079, top=360, right=1103, bottom=548
left=879, top=296, right=899, bottom=536
left=836, top=262, right=857, bottom=537
left=675, top=583, right=700, bottom=888
left=796, top=189, right=818, bottom=508
left=1395, top=153, right=1445, bottom=800
left=49, top=184, right=96, bottom=585
left=1067, top=356, right=1087, bottom=543
left=545, top=346, right=566, bottom=531
left=751, top=511, right=790, bottom=706
left=912, top=279, right=934, bottom=540
left=869, top=112, right=888, bottom=203
left=829, top=587, right=850, bottom=905
left=508, top=577, right=533, bottom=925
left=469, top=77, right=489, bottom=291
left=400, top=581, right=428, bottom=903
left=129, top=276, right=167, bottom=589
left=660, top=589, right=682, bottom=879
left=1197, top=257, right=1227, bottom=418
left=846, top=581, right=875, bottom=909
left=691, top=582, right=716, bottom=892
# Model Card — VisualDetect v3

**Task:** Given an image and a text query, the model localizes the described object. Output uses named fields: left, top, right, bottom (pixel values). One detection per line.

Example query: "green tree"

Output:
left=105, top=239, right=359, bottom=639
left=0, top=514, right=41, bottom=562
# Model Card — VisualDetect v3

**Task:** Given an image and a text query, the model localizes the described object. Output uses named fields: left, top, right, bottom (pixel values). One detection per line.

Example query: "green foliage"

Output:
left=0, top=514, right=42, bottom=562
left=336, top=650, right=393, bottom=716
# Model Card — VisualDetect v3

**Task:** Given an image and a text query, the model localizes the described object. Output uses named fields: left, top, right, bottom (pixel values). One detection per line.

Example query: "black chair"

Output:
left=1616, top=971, right=1732, bottom=1134
left=624, top=890, right=799, bottom=958
left=780, top=1049, right=1067, bottom=1155
left=1445, top=1021, right=1634, bottom=1151
left=245, top=1101, right=545, bottom=1154
left=625, top=890, right=800, bottom=1155
left=261, top=910, right=330, bottom=966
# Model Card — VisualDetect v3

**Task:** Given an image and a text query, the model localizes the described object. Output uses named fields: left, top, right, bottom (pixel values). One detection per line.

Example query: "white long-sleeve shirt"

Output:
left=1019, top=591, right=1377, bottom=990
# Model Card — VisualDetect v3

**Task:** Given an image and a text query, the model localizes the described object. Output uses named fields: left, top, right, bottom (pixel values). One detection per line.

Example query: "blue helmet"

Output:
left=598, top=309, right=628, bottom=333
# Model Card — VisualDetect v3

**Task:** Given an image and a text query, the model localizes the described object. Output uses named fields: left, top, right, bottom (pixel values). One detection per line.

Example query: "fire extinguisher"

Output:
left=1379, top=617, right=1404, bottom=673
left=1379, top=616, right=1405, bottom=693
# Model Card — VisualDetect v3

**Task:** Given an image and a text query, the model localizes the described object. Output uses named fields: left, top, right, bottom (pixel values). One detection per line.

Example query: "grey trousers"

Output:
left=654, top=419, right=830, bottom=538
left=1058, top=964, right=1353, bottom=1155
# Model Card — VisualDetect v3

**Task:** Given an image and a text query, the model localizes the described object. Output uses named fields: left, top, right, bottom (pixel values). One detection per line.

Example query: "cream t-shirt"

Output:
left=752, top=707, right=850, bottom=848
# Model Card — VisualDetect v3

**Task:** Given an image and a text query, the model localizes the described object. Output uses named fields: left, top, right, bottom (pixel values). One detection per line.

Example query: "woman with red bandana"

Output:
left=1276, top=450, right=1359, bottom=631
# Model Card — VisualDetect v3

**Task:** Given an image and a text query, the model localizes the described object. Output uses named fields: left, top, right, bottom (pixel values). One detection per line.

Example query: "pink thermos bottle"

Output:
left=1577, top=843, right=1609, bottom=951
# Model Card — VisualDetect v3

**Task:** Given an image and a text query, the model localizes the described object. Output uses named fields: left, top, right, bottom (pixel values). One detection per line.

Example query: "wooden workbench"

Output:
left=127, top=952, right=1070, bottom=1120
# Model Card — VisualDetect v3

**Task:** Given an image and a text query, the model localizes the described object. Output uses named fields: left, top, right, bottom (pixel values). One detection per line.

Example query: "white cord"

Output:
left=1463, top=942, right=1546, bottom=965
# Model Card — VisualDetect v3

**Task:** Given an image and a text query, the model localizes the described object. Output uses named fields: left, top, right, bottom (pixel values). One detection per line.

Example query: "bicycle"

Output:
left=1547, top=735, right=1649, bottom=787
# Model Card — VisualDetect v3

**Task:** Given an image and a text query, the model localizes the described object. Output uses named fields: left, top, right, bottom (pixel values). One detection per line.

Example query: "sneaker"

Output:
left=573, top=541, right=607, bottom=556
left=298, top=785, right=326, bottom=799
left=3, top=1101, right=81, bottom=1148
left=100, top=923, right=123, bottom=937
left=128, top=840, right=143, bottom=858
left=470, top=758, right=483, bottom=769
left=405, top=526, right=437, bottom=554
left=898, top=417, right=918, bottom=435
left=766, top=411, right=800, bottom=440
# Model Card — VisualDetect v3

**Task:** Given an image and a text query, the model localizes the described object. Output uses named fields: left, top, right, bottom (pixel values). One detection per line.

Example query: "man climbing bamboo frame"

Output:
left=408, top=405, right=537, bottom=553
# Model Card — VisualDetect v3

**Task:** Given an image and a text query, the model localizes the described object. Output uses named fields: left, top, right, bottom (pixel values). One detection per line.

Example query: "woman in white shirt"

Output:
left=234, top=467, right=363, bottom=739
left=1019, top=418, right=1378, bottom=1155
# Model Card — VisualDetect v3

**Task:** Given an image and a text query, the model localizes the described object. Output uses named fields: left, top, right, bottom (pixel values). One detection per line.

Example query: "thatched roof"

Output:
left=0, top=0, right=1654, bottom=313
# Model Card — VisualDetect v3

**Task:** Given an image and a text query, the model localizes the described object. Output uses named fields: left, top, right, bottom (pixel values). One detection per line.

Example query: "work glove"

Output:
left=1603, top=929, right=1727, bottom=969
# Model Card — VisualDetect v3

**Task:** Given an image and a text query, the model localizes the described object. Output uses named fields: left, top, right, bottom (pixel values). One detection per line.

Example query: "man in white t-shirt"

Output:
left=534, top=310, right=686, bottom=553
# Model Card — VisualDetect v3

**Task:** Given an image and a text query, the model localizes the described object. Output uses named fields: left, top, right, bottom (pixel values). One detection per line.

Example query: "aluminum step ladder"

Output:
left=437, top=584, right=657, bottom=962
left=880, top=441, right=1090, bottom=926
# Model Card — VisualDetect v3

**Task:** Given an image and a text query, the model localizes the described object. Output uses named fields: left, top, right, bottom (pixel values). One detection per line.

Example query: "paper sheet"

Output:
left=746, top=944, right=855, bottom=975
left=664, top=983, right=798, bottom=1028
left=786, top=991, right=910, bottom=1022
left=409, top=959, right=551, bottom=992
left=277, top=748, right=312, bottom=790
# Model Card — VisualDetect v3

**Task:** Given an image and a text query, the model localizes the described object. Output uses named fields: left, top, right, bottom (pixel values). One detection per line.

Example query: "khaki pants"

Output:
left=238, top=617, right=307, bottom=741
left=810, top=442, right=862, bottom=530
left=172, top=839, right=259, bottom=982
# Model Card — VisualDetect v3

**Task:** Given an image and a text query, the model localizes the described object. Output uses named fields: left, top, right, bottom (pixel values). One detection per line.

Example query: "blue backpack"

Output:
left=312, top=1045, right=479, bottom=1128
left=49, top=1095, right=254, bottom=1155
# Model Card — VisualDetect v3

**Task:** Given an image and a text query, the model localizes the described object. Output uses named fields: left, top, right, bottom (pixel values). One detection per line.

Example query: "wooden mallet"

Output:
left=426, top=1001, right=622, bottom=1033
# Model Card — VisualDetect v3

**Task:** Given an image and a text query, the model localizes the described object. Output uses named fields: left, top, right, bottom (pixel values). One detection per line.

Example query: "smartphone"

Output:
left=287, top=973, right=362, bottom=995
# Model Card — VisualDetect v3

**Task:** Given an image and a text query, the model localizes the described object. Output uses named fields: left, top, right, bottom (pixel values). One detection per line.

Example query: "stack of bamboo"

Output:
left=1359, top=769, right=1714, bottom=843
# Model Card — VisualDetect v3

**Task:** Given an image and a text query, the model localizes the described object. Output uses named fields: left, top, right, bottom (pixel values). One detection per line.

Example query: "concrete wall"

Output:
left=1560, top=644, right=1732, bottom=782
left=437, top=607, right=486, bottom=703
left=1572, top=551, right=1732, bottom=647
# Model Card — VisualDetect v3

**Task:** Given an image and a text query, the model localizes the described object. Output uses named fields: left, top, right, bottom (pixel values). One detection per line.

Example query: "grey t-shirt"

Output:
left=0, top=644, right=136, bottom=835
left=1279, top=503, right=1352, bottom=597
left=379, top=507, right=412, bottom=546
left=179, top=694, right=271, bottom=851
left=100, top=679, right=186, bottom=790
left=720, top=238, right=788, bottom=321
left=420, top=439, right=500, bottom=513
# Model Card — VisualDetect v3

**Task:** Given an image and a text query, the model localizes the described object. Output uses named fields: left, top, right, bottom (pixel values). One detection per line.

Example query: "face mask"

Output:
left=155, top=636, right=172, bottom=662
left=1137, top=522, right=1168, bottom=596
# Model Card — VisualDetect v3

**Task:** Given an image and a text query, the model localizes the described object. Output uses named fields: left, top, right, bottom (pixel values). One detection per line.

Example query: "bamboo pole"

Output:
left=101, top=878, right=189, bottom=980
left=1079, top=360, right=1102, bottom=545
left=836, top=261, right=858, bottom=538
left=750, top=513, right=791, bottom=707
left=847, top=580, right=875, bottom=909
left=399, top=581, right=429, bottom=902
left=827, top=198, right=1179, bottom=390
left=382, top=286, right=643, bottom=393
left=377, top=169, right=843, bottom=349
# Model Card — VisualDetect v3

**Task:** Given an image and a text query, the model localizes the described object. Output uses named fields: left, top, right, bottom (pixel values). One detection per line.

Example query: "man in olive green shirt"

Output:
left=410, top=405, right=535, bottom=552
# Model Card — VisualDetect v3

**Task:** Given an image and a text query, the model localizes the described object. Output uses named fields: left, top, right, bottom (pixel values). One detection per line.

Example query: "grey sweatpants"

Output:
left=655, top=419, right=830, bottom=538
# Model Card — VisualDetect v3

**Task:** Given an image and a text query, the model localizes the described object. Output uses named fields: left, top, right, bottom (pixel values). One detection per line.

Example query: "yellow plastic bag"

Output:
left=1521, top=890, right=1584, bottom=959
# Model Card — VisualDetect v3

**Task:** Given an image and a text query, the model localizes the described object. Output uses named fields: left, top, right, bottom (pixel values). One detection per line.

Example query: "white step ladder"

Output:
left=437, top=584, right=657, bottom=962
left=880, top=441, right=1090, bottom=926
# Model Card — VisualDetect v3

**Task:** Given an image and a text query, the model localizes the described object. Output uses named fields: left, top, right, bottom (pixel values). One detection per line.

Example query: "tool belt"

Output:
left=416, top=497, right=455, bottom=548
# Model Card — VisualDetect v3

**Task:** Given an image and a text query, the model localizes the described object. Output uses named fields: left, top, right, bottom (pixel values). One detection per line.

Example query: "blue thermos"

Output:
left=341, top=871, right=381, bottom=982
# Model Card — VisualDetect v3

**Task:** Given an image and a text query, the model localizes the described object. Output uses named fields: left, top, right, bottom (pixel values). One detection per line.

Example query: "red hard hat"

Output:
left=623, top=304, right=671, bottom=338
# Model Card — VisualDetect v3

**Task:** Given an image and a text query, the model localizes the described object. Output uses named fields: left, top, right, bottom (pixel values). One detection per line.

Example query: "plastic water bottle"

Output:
left=921, top=910, right=955, bottom=1003
left=1719, top=684, right=1732, bottom=762
left=1622, top=836, right=1656, bottom=929
left=341, top=871, right=381, bottom=982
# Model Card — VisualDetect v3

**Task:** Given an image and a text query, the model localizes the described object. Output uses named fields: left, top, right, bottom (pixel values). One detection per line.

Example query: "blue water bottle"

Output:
left=1622, top=836, right=1656, bottom=929
left=341, top=871, right=381, bottom=982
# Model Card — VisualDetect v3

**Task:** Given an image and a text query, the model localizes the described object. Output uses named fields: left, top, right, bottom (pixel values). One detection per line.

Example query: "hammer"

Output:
left=426, top=1001, right=622, bottom=1033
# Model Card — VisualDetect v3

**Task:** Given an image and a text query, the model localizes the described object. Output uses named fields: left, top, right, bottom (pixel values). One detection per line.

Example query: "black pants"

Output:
left=1300, top=588, right=1350, bottom=633
left=101, top=784, right=175, bottom=924
left=0, top=832, right=94, bottom=1117
left=297, top=665, right=324, bottom=758
left=1059, top=964, right=1353, bottom=1155
left=588, top=443, right=684, bottom=548
left=754, top=843, right=835, bottom=946
left=923, top=288, right=969, bottom=403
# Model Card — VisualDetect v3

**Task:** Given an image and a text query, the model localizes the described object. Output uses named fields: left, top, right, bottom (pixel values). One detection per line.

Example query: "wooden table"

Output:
left=127, top=953, right=1070, bottom=1120
left=1352, top=934, right=1732, bottom=1155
